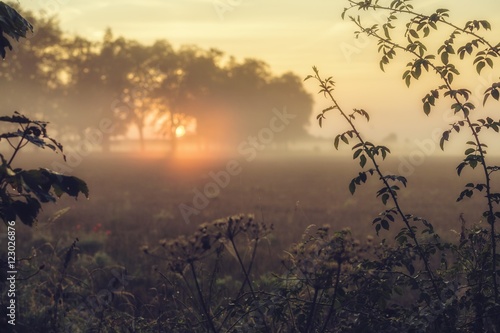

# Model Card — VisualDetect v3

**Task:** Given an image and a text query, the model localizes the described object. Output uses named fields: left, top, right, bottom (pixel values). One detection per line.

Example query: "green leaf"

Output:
left=492, top=88, right=499, bottom=101
left=12, top=197, right=42, bottom=227
left=457, top=189, right=474, bottom=202
left=381, top=193, right=390, bottom=205
left=405, top=75, right=411, bottom=87
left=383, top=25, right=390, bottom=38
left=359, top=171, right=367, bottom=183
left=473, top=55, right=484, bottom=65
left=413, top=65, right=422, bottom=79
left=360, top=154, right=367, bottom=168
left=20, top=170, right=55, bottom=203
left=470, top=159, right=478, bottom=169
left=456, top=162, right=466, bottom=176
left=0, top=112, right=31, bottom=124
left=447, top=72, right=454, bottom=84
left=465, top=148, right=475, bottom=155
left=423, top=102, right=431, bottom=115
left=441, top=52, right=449, bottom=64
left=0, top=2, right=34, bottom=58
left=440, top=131, right=449, bottom=150
left=50, top=173, right=89, bottom=199
left=381, top=147, right=388, bottom=159
left=341, top=135, right=349, bottom=145
left=476, top=61, right=485, bottom=74
left=334, top=135, right=340, bottom=150
left=353, top=148, right=362, bottom=159
left=466, top=43, right=473, bottom=54
left=349, top=180, right=356, bottom=195
left=423, top=26, right=430, bottom=37
left=409, top=29, right=419, bottom=39
left=381, top=219, right=390, bottom=230
left=480, top=20, right=491, bottom=30
left=483, top=93, right=491, bottom=106
left=380, top=58, right=386, bottom=72
left=486, top=57, right=493, bottom=68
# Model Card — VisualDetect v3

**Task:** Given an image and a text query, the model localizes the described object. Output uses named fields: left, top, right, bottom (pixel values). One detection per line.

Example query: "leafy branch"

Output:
left=305, top=67, right=445, bottom=306
left=0, top=112, right=88, bottom=226
left=342, top=1, right=499, bottom=303
left=0, top=1, right=33, bottom=58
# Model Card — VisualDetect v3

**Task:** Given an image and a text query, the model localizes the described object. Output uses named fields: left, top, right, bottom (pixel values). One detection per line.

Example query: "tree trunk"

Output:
left=169, top=112, right=178, bottom=154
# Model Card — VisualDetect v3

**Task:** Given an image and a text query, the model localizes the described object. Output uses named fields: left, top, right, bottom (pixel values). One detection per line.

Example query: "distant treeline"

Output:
left=0, top=3, right=314, bottom=152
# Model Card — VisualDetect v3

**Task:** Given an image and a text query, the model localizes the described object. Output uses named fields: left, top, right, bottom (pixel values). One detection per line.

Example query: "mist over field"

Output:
left=1, top=1, right=500, bottom=331
left=13, top=151, right=489, bottom=255
left=2, top=1, right=486, bottom=245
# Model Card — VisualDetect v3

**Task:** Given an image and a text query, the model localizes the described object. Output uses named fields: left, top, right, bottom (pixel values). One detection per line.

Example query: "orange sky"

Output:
left=19, top=0, right=500, bottom=153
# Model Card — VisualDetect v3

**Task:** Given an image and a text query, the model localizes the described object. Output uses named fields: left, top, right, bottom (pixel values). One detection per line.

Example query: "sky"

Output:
left=17, top=0, right=500, bottom=152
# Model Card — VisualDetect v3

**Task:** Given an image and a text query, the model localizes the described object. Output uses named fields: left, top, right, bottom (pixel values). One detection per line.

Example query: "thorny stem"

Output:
left=313, top=69, right=442, bottom=302
left=463, top=115, right=498, bottom=304
left=350, top=15, right=498, bottom=304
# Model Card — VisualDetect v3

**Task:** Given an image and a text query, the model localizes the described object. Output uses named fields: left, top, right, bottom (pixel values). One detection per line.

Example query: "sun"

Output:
left=175, top=125, right=186, bottom=138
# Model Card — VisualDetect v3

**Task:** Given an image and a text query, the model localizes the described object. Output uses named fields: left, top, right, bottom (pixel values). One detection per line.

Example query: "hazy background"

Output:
left=2, top=2, right=500, bottom=330
left=8, top=0, right=500, bottom=156
left=1, top=0, right=498, bottom=240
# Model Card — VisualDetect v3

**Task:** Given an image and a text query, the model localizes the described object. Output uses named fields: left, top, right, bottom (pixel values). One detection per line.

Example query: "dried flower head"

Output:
left=153, top=214, right=270, bottom=274
left=284, top=227, right=361, bottom=289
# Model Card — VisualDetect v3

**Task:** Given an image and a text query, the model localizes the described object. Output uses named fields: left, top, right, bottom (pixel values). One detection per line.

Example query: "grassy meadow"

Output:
left=13, top=151, right=486, bottom=272
left=1, top=149, right=495, bottom=331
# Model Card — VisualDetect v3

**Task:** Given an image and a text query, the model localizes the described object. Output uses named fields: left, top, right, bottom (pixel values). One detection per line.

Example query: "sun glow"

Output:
left=175, top=125, right=186, bottom=138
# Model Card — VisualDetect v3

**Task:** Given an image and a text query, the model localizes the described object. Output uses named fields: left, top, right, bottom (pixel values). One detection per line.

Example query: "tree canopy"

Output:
left=0, top=3, right=314, bottom=152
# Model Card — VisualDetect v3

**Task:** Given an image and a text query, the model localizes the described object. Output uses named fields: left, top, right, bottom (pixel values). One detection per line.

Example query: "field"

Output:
left=11, top=151, right=486, bottom=271
left=2, top=149, right=498, bottom=331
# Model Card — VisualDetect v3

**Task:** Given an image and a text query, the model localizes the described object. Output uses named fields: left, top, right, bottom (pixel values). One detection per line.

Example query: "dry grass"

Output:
left=10, top=151, right=488, bottom=272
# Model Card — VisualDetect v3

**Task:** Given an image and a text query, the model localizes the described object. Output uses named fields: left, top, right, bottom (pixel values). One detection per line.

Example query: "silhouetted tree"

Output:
left=0, top=4, right=63, bottom=123
left=155, top=46, right=227, bottom=153
left=1, top=4, right=315, bottom=153
left=267, top=72, right=314, bottom=147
